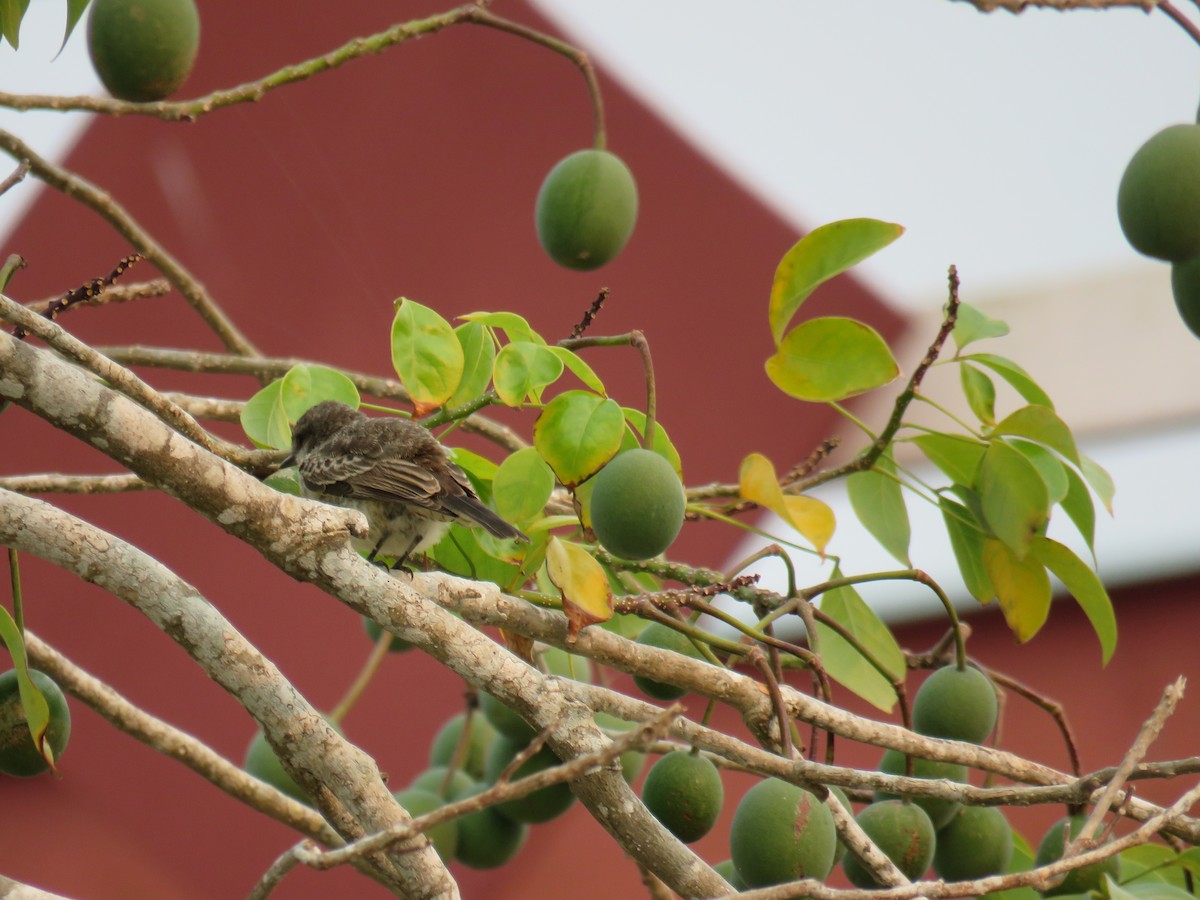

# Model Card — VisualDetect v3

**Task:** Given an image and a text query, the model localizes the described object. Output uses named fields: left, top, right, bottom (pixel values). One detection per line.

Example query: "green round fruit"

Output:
left=712, top=859, right=746, bottom=890
left=934, top=805, right=1013, bottom=880
left=484, top=735, right=576, bottom=824
left=730, top=778, right=837, bottom=887
left=911, top=665, right=998, bottom=744
left=88, top=0, right=200, bottom=102
left=408, top=766, right=477, bottom=801
left=362, top=615, right=413, bottom=652
left=632, top=621, right=703, bottom=702
left=541, top=646, right=593, bottom=682
left=589, top=449, right=685, bottom=561
left=535, top=149, right=638, bottom=270
left=1117, top=124, right=1200, bottom=262
left=843, top=800, right=936, bottom=886
left=875, top=748, right=967, bottom=829
left=1171, top=255, right=1200, bottom=340
left=0, top=669, right=72, bottom=777
left=449, top=782, right=529, bottom=869
left=393, top=787, right=458, bottom=861
left=429, top=712, right=496, bottom=780
left=594, top=711, right=646, bottom=783
left=480, top=691, right=537, bottom=743
left=243, top=715, right=343, bottom=805
left=1035, top=815, right=1120, bottom=897
left=641, top=750, right=724, bottom=843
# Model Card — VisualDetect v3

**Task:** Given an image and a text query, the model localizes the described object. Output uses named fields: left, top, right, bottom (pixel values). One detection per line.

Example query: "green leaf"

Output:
left=0, top=0, right=30, bottom=49
left=988, top=830, right=1041, bottom=900
left=939, top=495, right=994, bottom=604
left=61, top=0, right=89, bottom=52
left=765, top=317, right=899, bottom=402
left=445, top=322, right=496, bottom=410
left=1030, top=536, right=1117, bottom=665
left=964, top=353, right=1054, bottom=409
left=1080, top=452, right=1116, bottom=514
left=533, top=391, right=624, bottom=487
left=546, top=346, right=606, bottom=395
left=983, top=538, right=1051, bottom=643
left=620, top=408, right=682, bottom=478
left=458, top=311, right=545, bottom=345
left=979, top=440, right=1048, bottom=559
left=815, top=580, right=906, bottom=712
left=1060, top=464, right=1097, bottom=553
left=493, top=447, right=555, bottom=526
left=911, top=434, right=986, bottom=486
left=446, top=447, right=499, bottom=483
left=960, top=362, right=996, bottom=426
left=391, top=298, right=463, bottom=415
left=241, top=381, right=292, bottom=450
left=1010, top=439, right=1068, bottom=506
left=768, top=218, right=904, bottom=345
left=493, top=342, right=564, bottom=407
left=992, top=404, right=1080, bottom=465
left=279, top=365, right=360, bottom=422
left=846, top=456, right=910, bottom=566
left=1113, top=842, right=1188, bottom=888
left=952, top=302, right=1010, bottom=352
left=430, top=524, right=523, bottom=588
left=0, top=603, right=52, bottom=769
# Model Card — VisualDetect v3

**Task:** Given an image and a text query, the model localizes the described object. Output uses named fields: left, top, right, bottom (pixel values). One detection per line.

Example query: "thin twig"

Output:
left=0, top=158, right=29, bottom=196
left=0, top=128, right=256, bottom=355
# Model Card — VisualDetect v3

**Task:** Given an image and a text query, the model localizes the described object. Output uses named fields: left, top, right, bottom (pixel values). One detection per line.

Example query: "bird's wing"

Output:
left=339, top=457, right=445, bottom=509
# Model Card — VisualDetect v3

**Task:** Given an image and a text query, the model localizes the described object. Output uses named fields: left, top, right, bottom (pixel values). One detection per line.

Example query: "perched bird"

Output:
left=283, top=400, right=527, bottom=565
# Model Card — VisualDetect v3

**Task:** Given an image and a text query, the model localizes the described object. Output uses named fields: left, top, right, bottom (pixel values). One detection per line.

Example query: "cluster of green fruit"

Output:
left=1118, top=124, right=1200, bottom=338
left=0, top=668, right=72, bottom=777
left=241, top=645, right=633, bottom=870
left=87, top=0, right=200, bottom=102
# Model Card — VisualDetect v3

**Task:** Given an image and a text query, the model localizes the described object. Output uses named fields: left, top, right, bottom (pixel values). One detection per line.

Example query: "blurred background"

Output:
left=1, top=1, right=1198, bottom=896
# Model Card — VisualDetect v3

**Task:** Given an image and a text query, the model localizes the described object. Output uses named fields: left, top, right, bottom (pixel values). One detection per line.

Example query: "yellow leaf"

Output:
left=739, top=453, right=836, bottom=555
left=982, top=538, right=1051, bottom=643
left=546, top=537, right=613, bottom=640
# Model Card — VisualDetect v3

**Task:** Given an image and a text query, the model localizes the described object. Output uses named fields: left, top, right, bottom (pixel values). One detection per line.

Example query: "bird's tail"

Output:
left=444, top=495, right=529, bottom=543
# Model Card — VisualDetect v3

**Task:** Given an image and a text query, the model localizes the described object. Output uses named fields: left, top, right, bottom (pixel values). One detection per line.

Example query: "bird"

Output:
left=282, top=400, right=528, bottom=566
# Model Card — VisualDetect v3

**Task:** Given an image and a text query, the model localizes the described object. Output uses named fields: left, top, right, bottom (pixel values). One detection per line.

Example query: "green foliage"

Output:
left=0, top=669, right=70, bottom=777
left=813, top=578, right=905, bottom=712
left=535, top=149, right=639, bottom=270
left=640, top=749, right=723, bottom=843
left=768, top=218, right=904, bottom=345
left=729, top=778, right=837, bottom=886
left=765, top=316, right=899, bottom=402
left=846, top=453, right=911, bottom=566
left=843, top=799, right=936, bottom=885
left=589, top=448, right=686, bottom=561
left=533, top=391, right=624, bottom=487
left=88, top=0, right=200, bottom=102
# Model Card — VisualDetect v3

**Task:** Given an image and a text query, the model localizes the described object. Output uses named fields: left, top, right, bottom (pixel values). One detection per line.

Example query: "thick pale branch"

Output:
left=20, top=631, right=340, bottom=845
left=0, top=331, right=728, bottom=898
